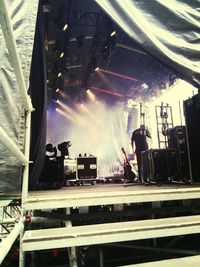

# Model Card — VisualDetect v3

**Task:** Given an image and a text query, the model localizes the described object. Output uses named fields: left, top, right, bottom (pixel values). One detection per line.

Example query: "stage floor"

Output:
left=24, top=183, right=200, bottom=210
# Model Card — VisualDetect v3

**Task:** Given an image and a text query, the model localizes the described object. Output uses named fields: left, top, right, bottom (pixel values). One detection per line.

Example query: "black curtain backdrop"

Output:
left=29, top=3, right=47, bottom=190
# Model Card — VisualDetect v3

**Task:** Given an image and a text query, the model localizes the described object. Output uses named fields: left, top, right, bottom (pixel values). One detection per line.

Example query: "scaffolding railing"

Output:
left=0, top=0, right=34, bottom=265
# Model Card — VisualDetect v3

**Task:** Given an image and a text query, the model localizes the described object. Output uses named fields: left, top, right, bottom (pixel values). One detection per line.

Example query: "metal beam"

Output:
left=116, top=43, right=148, bottom=55
left=0, top=220, right=24, bottom=265
left=0, top=126, right=28, bottom=165
left=22, top=214, right=200, bottom=252
left=25, top=186, right=200, bottom=210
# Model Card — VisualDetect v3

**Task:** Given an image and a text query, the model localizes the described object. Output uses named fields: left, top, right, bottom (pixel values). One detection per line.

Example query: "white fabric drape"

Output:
left=95, top=0, right=200, bottom=90
left=0, top=0, right=39, bottom=192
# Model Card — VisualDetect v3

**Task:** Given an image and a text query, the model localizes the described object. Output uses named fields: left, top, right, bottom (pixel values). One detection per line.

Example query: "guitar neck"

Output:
left=122, top=148, right=129, bottom=163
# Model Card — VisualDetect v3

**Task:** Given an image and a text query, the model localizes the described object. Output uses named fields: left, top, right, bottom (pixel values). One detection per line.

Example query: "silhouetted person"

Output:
left=46, top=143, right=57, bottom=158
left=57, top=141, right=71, bottom=157
left=131, top=124, right=151, bottom=182
left=40, top=143, right=59, bottom=187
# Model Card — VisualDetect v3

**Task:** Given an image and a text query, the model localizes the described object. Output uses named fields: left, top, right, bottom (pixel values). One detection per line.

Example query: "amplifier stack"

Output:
left=167, top=126, right=190, bottom=182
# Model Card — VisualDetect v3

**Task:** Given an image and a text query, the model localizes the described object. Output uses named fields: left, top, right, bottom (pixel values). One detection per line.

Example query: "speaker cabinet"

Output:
left=184, top=93, right=200, bottom=182
left=168, top=126, right=190, bottom=181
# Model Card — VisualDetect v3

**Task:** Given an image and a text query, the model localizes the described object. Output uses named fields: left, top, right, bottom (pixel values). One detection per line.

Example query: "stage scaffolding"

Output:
left=0, top=0, right=38, bottom=265
left=1, top=1, right=200, bottom=267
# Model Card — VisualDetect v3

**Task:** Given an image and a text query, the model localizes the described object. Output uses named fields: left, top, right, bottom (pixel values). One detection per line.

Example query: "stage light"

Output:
left=78, top=103, right=86, bottom=110
left=57, top=72, right=62, bottom=77
left=141, top=83, right=148, bottom=90
left=86, top=89, right=95, bottom=101
left=56, top=108, right=74, bottom=122
left=110, top=30, right=116, bottom=37
left=56, top=88, right=59, bottom=92
left=95, top=67, right=100, bottom=71
left=57, top=100, right=95, bottom=127
left=63, top=24, right=68, bottom=31
left=60, top=52, right=64, bottom=58
left=57, top=100, right=79, bottom=119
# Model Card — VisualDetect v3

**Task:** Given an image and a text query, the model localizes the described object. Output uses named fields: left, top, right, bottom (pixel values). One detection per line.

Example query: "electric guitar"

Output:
left=121, top=147, right=136, bottom=181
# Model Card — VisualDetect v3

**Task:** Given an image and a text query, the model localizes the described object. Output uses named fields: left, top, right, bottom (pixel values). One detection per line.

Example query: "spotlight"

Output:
left=95, top=67, right=100, bottom=72
left=141, top=83, right=149, bottom=90
left=110, top=30, right=116, bottom=37
left=60, top=52, right=64, bottom=58
left=86, top=89, right=95, bottom=101
left=56, top=88, right=59, bottom=92
left=63, top=24, right=68, bottom=31
left=57, top=72, right=62, bottom=77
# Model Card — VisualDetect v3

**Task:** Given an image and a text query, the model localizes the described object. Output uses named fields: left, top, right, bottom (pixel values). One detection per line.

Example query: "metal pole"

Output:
left=0, top=220, right=24, bottom=265
left=19, top=108, right=32, bottom=267
left=0, top=126, right=29, bottom=165
left=0, top=0, right=33, bottom=112
left=21, top=109, right=32, bottom=202
left=99, top=247, right=104, bottom=267
left=116, top=43, right=148, bottom=55
left=179, top=100, right=183, bottom=126
left=66, top=208, right=78, bottom=267
left=19, top=231, right=25, bottom=267
left=183, top=104, right=193, bottom=183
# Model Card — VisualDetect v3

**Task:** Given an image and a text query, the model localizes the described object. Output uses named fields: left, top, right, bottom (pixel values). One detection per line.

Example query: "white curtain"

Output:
left=95, top=0, right=200, bottom=90
left=0, top=0, right=39, bottom=192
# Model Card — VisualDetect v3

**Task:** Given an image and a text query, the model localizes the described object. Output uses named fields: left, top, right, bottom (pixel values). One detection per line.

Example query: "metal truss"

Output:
left=0, top=199, right=22, bottom=264
left=0, top=0, right=34, bottom=266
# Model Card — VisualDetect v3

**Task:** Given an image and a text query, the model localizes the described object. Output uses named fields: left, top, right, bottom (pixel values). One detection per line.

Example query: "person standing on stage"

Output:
left=131, top=124, right=151, bottom=182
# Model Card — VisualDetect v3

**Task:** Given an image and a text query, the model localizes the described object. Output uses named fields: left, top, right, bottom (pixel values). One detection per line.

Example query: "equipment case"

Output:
left=77, top=157, right=97, bottom=179
left=141, top=149, right=179, bottom=184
